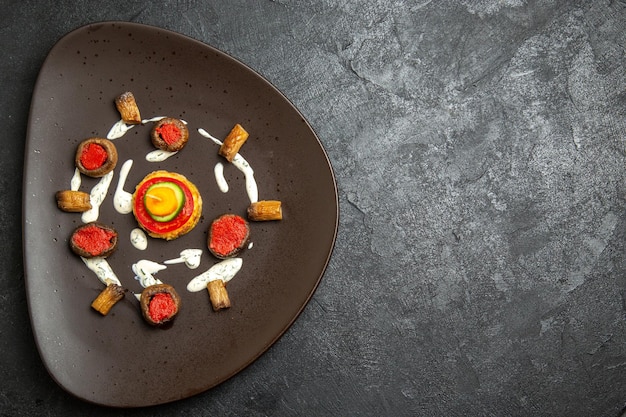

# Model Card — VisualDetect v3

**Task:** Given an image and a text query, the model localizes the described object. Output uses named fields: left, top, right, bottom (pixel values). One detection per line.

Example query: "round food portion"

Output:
left=143, top=181, right=185, bottom=222
left=208, top=214, right=250, bottom=259
left=75, top=138, right=118, bottom=177
left=140, top=283, right=181, bottom=326
left=132, top=170, right=202, bottom=240
left=150, top=117, right=189, bottom=152
left=70, top=222, right=118, bottom=258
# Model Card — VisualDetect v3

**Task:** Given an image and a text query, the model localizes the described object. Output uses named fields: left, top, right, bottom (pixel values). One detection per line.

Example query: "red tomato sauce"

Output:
left=155, top=123, right=181, bottom=145
left=80, top=143, right=108, bottom=170
left=148, top=292, right=177, bottom=322
left=71, top=224, right=116, bottom=256
left=210, top=215, right=248, bottom=256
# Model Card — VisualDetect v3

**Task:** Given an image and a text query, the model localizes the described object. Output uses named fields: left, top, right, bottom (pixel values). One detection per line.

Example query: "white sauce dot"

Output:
left=130, top=228, right=148, bottom=250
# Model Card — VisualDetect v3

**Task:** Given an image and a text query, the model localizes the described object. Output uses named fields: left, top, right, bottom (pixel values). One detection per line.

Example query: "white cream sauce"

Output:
left=233, top=154, right=258, bottom=203
left=198, top=128, right=258, bottom=203
left=81, top=170, right=114, bottom=223
left=164, top=249, right=203, bottom=269
left=132, top=259, right=165, bottom=288
left=214, top=162, right=229, bottom=193
left=142, top=116, right=166, bottom=124
left=113, top=159, right=134, bottom=214
left=198, top=128, right=221, bottom=145
left=107, top=119, right=135, bottom=139
left=187, top=258, right=243, bottom=292
left=81, top=257, right=121, bottom=286
left=146, top=149, right=178, bottom=162
left=142, top=117, right=188, bottom=125
left=130, top=228, right=148, bottom=250
left=70, top=168, right=81, bottom=191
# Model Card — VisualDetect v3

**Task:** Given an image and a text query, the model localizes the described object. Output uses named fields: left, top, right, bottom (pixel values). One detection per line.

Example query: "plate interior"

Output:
left=23, top=22, right=337, bottom=407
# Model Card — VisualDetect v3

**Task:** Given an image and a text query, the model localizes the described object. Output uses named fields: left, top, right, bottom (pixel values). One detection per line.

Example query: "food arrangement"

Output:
left=55, top=91, right=282, bottom=326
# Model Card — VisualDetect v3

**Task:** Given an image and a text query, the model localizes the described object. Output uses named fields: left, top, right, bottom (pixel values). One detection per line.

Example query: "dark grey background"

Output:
left=3, top=0, right=626, bottom=415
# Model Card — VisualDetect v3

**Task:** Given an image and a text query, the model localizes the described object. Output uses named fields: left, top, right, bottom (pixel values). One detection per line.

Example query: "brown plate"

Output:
left=23, top=22, right=337, bottom=407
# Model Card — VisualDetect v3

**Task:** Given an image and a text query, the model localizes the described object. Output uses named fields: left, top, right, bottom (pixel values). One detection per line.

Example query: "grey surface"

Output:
left=2, top=0, right=626, bottom=415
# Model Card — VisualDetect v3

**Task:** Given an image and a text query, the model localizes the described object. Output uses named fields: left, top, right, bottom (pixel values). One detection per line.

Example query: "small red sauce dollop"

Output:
left=155, top=123, right=181, bottom=145
left=71, top=225, right=116, bottom=256
left=210, top=215, right=248, bottom=256
left=148, top=292, right=177, bottom=322
left=80, top=143, right=108, bottom=170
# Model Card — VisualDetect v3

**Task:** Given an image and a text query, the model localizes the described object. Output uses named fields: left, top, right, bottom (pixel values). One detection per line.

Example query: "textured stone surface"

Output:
left=2, top=0, right=626, bottom=415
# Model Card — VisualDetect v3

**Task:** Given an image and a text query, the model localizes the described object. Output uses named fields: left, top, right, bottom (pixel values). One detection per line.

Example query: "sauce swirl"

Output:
left=107, top=119, right=135, bottom=139
left=164, top=249, right=203, bottom=269
left=81, top=257, right=121, bottom=286
left=113, top=159, right=134, bottom=214
left=82, top=170, right=114, bottom=223
left=187, top=258, right=243, bottom=292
